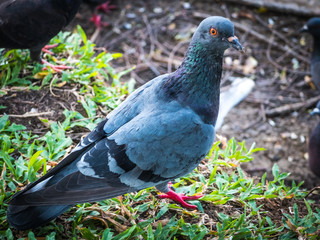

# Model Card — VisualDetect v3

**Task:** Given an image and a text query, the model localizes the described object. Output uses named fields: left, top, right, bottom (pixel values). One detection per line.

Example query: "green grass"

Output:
left=1, top=27, right=320, bottom=240
left=0, top=25, right=135, bottom=110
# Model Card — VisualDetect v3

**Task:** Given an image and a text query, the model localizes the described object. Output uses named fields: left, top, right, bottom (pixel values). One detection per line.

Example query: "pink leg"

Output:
left=90, top=13, right=110, bottom=29
left=41, top=44, right=59, bottom=55
left=158, top=184, right=203, bottom=209
left=41, top=59, right=73, bottom=73
left=43, top=44, right=59, bottom=50
left=96, top=1, right=116, bottom=14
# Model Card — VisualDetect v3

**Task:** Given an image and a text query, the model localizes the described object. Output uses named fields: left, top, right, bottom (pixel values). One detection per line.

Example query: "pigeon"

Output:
left=0, top=0, right=81, bottom=70
left=300, top=18, right=320, bottom=91
left=308, top=101, right=320, bottom=178
left=7, top=16, right=243, bottom=230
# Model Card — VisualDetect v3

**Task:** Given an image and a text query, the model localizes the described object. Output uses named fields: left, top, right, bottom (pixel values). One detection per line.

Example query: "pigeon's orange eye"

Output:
left=210, top=27, right=217, bottom=36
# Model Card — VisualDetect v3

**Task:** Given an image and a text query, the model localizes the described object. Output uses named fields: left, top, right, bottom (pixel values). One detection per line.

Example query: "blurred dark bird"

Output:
left=83, top=0, right=116, bottom=28
left=0, top=0, right=82, bottom=71
left=308, top=101, right=320, bottom=178
left=300, top=17, right=320, bottom=91
left=7, top=16, right=243, bottom=230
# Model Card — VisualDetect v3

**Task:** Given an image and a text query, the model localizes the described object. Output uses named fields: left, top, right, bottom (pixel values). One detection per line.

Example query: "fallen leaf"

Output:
left=33, top=71, right=50, bottom=79
left=57, top=81, right=67, bottom=87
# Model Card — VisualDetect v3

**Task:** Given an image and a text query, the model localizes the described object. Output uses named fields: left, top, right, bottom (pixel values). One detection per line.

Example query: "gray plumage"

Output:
left=7, top=16, right=243, bottom=230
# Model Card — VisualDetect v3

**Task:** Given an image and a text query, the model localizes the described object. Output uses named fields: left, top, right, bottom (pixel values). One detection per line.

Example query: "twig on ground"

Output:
left=304, top=186, right=320, bottom=199
left=50, top=76, right=59, bottom=97
left=0, top=99, right=36, bottom=105
left=1, top=111, right=54, bottom=118
left=265, top=95, right=320, bottom=117
left=90, top=27, right=101, bottom=43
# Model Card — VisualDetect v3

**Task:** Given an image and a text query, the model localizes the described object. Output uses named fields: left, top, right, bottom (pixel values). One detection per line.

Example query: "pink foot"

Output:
left=158, top=186, right=203, bottom=209
left=96, top=1, right=116, bottom=14
left=90, top=14, right=110, bottom=29
left=41, top=59, right=73, bottom=73
left=41, top=44, right=59, bottom=55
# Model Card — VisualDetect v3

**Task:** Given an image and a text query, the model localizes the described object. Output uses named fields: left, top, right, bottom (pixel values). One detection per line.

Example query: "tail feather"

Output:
left=7, top=204, right=72, bottom=230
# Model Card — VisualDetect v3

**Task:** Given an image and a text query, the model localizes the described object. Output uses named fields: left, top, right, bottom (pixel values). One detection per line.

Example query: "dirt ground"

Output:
left=2, top=0, right=320, bottom=190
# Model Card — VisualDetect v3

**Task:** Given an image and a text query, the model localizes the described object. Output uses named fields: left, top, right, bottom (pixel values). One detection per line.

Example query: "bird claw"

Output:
left=43, top=44, right=59, bottom=50
left=90, top=14, right=110, bottom=29
left=41, top=59, right=73, bottom=73
left=41, top=44, right=59, bottom=55
left=40, top=45, right=72, bottom=72
left=158, top=186, right=203, bottom=209
left=96, top=1, right=116, bottom=14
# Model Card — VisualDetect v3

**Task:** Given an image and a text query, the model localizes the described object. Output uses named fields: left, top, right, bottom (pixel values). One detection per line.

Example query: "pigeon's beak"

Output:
left=227, top=36, right=244, bottom=52
left=299, top=25, right=308, bottom=33
left=311, top=107, right=320, bottom=116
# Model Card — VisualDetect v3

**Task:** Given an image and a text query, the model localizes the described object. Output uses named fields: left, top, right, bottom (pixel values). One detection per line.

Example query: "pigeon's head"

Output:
left=192, top=16, right=243, bottom=53
left=311, top=101, right=320, bottom=116
left=300, top=18, right=320, bottom=37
